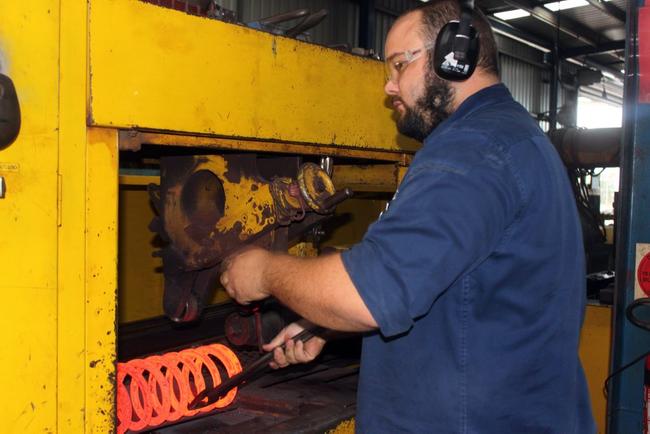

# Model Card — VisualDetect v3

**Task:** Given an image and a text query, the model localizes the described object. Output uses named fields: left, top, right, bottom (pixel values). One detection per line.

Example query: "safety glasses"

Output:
left=384, top=42, right=436, bottom=83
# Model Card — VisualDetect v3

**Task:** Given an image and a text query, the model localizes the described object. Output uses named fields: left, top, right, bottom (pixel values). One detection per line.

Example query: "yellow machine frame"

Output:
left=0, top=1, right=611, bottom=432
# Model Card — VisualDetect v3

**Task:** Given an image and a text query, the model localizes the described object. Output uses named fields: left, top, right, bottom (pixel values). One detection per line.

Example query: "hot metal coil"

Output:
left=117, top=343, right=242, bottom=433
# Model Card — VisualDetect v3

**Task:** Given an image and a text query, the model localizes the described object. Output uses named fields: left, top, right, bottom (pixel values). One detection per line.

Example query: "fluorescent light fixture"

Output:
left=494, top=9, right=531, bottom=20
left=544, top=0, right=588, bottom=11
left=492, top=26, right=551, bottom=53
left=602, top=71, right=617, bottom=80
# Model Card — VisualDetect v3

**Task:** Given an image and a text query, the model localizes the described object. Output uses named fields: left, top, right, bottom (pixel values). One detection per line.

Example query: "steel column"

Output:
left=549, top=44, right=559, bottom=131
left=607, top=0, right=650, bottom=432
left=359, top=0, right=376, bottom=50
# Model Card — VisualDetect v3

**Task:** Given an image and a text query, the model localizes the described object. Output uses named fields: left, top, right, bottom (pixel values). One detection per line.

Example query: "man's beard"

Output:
left=396, top=70, right=453, bottom=142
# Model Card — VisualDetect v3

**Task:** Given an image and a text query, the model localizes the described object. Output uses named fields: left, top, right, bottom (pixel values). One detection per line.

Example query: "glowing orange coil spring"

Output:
left=117, top=343, right=242, bottom=434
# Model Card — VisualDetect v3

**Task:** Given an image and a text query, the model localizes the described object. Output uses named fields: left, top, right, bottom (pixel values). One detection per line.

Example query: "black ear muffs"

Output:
left=433, top=20, right=480, bottom=81
left=0, top=73, right=20, bottom=150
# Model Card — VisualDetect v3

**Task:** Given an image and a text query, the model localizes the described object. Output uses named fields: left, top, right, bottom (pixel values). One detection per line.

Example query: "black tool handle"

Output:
left=189, top=326, right=323, bottom=409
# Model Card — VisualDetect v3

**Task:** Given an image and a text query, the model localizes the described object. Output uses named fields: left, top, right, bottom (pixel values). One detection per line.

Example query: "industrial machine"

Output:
left=0, top=1, right=416, bottom=432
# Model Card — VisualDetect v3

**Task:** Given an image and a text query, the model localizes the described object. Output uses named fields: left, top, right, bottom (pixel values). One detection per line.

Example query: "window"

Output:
left=577, top=95, right=622, bottom=216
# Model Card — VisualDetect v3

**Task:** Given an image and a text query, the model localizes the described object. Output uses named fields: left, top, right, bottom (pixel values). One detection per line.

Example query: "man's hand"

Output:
left=222, top=248, right=377, bottom=331
left=262, top=321, right=327, bottom=369
left=220, top=247, right=273, bottom=305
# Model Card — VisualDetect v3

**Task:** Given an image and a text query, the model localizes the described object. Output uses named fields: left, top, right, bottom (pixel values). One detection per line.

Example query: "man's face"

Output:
left=384, top=12, right=454, bottom=141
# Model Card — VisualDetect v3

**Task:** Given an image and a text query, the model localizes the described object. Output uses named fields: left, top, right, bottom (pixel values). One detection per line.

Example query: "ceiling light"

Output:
left=494, top=9, right=531, bottom=20
left=602, top=71, right=617, bottom=80
left=544, top=0, right=589, bottom=11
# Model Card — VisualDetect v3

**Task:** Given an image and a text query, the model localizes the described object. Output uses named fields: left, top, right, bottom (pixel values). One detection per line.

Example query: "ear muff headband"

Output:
left=433, top=0, right=480, bottom=81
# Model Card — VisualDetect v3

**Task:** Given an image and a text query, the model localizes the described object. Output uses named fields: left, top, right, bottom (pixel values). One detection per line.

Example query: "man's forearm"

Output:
left=261, top=252, right=378, bottom=332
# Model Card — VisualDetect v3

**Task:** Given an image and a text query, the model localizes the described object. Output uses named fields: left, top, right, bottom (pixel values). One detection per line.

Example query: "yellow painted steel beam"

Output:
left=120, top=162, right=410, bottom=193
left=0, top=2, right=60, bottom=432
left=1, top=2, right=117, bottom=432
left=119, top=131, right=414, bottom=163
left=60, top=2, right=117, bottom=431
left=119, top=174, right=159, bottom=186
left=58, top=0, right=88, bottom=431
left=579, top=304, right=612, bottom=434
left=332, top=164, right=403, bottom=192
left=84, top=128, right=118, bottom=431
left=90, top=1, right=419, bottom=153
left=322, top=199, right=389, bottom=249
left=119, top=187, right=166, bottom=323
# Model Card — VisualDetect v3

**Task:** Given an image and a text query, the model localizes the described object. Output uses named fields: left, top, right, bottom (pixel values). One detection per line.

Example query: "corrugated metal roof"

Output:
left=478, top=0, right=625, bottom=75
left=560, top=4, right=621, bottom=33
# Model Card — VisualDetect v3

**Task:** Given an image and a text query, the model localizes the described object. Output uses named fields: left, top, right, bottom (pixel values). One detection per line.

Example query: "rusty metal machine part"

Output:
left=225, top=310, right=285, bottom=349
left=297, top=162, right=337, bottom=213
left=283, top=9, right=328, bottom=38
left=0, top=73, right=20, bottom=149
left=320, top=156, right=333, bottom=176
left=257, top=8, right=310, bottom=25
left=141, top=0, right=237, bottom=22
left=248, top=8, right=328, bottom=39
left=149, top=154, right=349, bottom=322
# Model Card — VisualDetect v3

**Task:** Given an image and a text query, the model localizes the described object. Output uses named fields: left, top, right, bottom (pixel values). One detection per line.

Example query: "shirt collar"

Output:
left=424, top=83, right=511, bottom=143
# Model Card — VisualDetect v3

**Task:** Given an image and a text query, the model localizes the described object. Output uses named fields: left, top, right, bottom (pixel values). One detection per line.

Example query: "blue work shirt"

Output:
left=341, top=84, right=596, bottom=433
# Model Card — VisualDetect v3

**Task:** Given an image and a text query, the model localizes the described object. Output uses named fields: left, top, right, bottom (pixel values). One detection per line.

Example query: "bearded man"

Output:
left=219, top=1, right=596, bottom=432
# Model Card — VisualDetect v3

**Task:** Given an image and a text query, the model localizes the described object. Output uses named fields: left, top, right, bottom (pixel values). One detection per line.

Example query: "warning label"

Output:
left=635, top=243, right=650, bottom=299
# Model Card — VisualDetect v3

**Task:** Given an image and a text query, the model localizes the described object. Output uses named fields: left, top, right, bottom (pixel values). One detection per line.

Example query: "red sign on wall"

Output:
left=638, top=252, right=650, bottom=296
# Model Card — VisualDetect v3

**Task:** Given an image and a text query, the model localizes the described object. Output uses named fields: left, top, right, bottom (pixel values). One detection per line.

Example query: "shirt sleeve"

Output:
left=341, top=133, right=523, bottom=337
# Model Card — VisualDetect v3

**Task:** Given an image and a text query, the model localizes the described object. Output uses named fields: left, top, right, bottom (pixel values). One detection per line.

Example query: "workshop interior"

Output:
left=1, top=0, right=649, bottom=432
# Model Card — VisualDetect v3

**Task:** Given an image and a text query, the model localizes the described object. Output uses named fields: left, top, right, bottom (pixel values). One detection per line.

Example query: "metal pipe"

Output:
left=257, top=9, right=310, bottom=26
left=607, top=0, right=650, bottom=430
left=548, top=127, right=621, bottom=167
left=322, top=188, right=353, bottom=210
left=549, top=44, right=559, bottom=131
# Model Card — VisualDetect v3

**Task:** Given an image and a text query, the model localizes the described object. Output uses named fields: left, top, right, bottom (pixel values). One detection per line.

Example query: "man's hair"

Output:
left=413, top=0, right=499, bottom=77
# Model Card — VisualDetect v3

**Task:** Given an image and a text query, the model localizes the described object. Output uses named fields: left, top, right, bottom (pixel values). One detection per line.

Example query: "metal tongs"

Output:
left=188, top=325, right=325, bottom=410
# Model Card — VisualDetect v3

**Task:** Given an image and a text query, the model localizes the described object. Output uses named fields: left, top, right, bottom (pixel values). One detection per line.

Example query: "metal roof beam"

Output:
left=488, top=16, right=552, bottom=51
left=487, top=16, right=625, bottom=81
left=502, top=0, right=607, bottom=47
left=561, top=40, right=625, bottom=58
left=481, top=0, right=623, bottom=80
left=566, top=56, right=624, bottom=81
